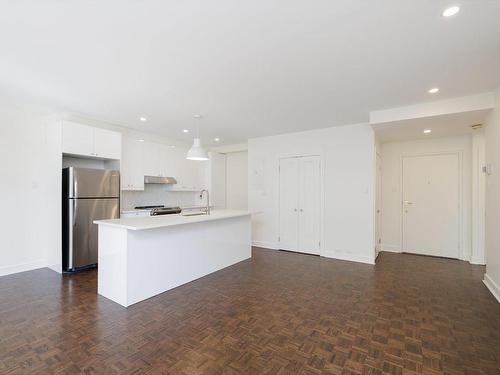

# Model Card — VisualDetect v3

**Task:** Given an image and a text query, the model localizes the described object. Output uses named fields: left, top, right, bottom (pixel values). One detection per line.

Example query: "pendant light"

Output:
left=186, top=115, right=208, bottom=161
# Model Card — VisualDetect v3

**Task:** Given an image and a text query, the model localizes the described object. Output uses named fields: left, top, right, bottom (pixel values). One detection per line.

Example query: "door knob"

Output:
left=300, top=209, right=303, bottom=212
left=294, top=209, right=298, bottom=212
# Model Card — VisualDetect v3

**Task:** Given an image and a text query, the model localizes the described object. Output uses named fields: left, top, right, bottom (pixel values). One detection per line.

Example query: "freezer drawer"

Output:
left=65, top=198, right=119, bottom=271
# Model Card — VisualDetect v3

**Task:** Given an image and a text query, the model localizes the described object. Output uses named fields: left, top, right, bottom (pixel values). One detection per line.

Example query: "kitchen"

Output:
left=59, top=119, right=251, bottom=305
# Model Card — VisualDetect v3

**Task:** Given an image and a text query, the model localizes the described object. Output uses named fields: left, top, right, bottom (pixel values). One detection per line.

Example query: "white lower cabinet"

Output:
left=278, top=156, right=321, bottom=255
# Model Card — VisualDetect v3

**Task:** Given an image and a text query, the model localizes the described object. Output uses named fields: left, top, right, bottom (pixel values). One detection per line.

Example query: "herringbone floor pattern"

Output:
left=0, top=248, right=499, bottom=374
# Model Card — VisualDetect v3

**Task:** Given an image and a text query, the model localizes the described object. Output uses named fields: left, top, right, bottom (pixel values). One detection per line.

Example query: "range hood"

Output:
left=144, top=176, right=177, bottom=184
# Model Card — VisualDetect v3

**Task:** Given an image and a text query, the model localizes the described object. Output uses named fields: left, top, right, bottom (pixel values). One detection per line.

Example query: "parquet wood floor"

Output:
left=0, top=248, right=499, bottom=375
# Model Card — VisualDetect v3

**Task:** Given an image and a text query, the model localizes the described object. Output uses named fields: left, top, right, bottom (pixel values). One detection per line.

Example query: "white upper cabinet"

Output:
left=62, top=121, right=122, bottom=160
left=61, top=121, right=94, bottom=156
left=94, top=128, right=122, bottom=159
left=142, top=141, right=167, bottom=177
left=169, top=148, right=208, bottom=191
left=121, top=137, right=144, bottom=190
left=120, top=138, right=210, bottom=192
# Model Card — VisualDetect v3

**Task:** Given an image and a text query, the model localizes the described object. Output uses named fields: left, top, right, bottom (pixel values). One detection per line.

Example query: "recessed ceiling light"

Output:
left=193, top=114, right=202, bottom=119
left=138, top=139, right=145, bottom=142
left=183, top=129, right=189, bottom=133
left=214, top=138, right=220, bottom=142
left=428, top=87, right=439, bottom=94
left=139, top=117, right=147, bottom=122
left=424, top=129, right=432, bottom=134
left=442, top=6, right=460, bottom=17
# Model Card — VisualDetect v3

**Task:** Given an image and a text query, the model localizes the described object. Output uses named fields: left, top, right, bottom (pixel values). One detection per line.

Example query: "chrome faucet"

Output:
left=199, top=189, right=210, bottom=215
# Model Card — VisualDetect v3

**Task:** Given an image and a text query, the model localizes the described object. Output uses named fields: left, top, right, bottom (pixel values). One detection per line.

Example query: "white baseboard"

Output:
left=470, top=256, right=486, bottom=265
left=0, top=259, right=47, bottom=277
left=252, top=240, right=279, bottom=250
left=483, top=273, right=500, bottom=303
left=322, top=250, right=375, bottom=265
left=381, top=244, right=401, bottom=253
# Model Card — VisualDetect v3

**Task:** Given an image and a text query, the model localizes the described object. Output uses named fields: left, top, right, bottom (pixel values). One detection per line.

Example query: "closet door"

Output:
left=279, top=158, right=299, bottom=251
left=298, top=156, right=321, bottom=254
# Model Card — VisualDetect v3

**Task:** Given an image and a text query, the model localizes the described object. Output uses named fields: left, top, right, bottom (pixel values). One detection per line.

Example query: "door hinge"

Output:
left=319, top=241, right=321, bottom=248
left=278, top=236, right=280, bottom=242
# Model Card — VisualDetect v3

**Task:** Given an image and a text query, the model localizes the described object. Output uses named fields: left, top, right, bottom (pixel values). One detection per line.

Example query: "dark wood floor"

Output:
left=1, top=248, right=499, bottom=375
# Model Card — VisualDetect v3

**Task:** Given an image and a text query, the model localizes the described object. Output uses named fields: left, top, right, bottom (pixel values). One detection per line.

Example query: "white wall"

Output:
left=484, top=85, right=500, bottom=302
left=208, top=152, right=227, bottom=208
left=0, top=102, right=62, bottom=276
left=471, top=130, right=486, bottom=265
left=380, top=135, right=472, bottom=260
left=226, top=151, right=248, bottom=210
left=248, top=123, right=376, bottom=264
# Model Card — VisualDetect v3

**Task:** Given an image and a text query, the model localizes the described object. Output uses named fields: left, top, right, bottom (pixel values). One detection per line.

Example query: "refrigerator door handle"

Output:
left=68, top=199, right=76, bottom=270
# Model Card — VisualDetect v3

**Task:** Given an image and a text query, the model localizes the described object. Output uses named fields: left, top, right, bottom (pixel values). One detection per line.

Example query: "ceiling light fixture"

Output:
left=214, top=138, right=220, bottom=142
left=428, top=87, right=439, bottom=94
left=138, top=139, right=145, bottom=142
left=183, top=129, right=189, bottom=133
left=442, top=6, right=460, bottom=17
left=186, top=115, right=208, bottom=161
left=139, top=117, right=147, bottom=122
left=424, top=129, right=432, bottom=134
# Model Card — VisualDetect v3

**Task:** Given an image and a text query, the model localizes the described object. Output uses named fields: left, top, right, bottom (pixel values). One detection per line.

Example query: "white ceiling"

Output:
left=373, top=109, right=490, bottom=143
left=1, top=1, right=499, bottom=145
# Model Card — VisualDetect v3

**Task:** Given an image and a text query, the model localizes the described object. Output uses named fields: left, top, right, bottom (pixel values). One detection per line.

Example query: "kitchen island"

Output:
left=94, top=210, right=251, bottom=307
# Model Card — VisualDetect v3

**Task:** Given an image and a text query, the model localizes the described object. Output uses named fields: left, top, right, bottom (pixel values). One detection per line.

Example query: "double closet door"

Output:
left=279, top=156, right=321, bottom=255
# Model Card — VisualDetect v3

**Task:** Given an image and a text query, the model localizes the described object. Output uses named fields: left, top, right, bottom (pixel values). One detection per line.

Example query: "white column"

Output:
left=471, top=129, right=486, bottom=264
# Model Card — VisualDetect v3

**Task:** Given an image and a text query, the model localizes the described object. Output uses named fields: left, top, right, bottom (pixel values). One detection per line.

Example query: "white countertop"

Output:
left=95, top=209, right=251, bottom=231
left=121, top=205, right=214, bottom=214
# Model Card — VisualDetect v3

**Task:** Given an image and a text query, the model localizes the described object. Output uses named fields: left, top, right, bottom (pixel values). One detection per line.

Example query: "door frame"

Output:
left=375, top=152, right=382, bottom=258
left=277, top=152, right=324, bottom=256
left=400, top=150, right=463, bottom=259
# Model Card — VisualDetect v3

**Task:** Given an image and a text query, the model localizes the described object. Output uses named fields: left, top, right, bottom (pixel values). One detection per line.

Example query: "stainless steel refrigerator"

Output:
left=62, top=167, right=120, bottom=272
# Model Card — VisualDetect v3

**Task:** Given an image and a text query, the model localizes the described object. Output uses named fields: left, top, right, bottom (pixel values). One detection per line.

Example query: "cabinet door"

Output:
left=94, top=128, right=122, bottom=159
left=61, top=121, right=94, bottom=156
left=192, top=159, right=209, bottom=190
left=298, top=156, right=321, bottom=254
left=121, top=137, right=144, bottom=190
left=172, top=149, right=193, bottom=190
left=142, top=141, right=163, bottom=177
left=279, top=157, right=299, bottom=251
left=164, top=147, right=181, bottom=181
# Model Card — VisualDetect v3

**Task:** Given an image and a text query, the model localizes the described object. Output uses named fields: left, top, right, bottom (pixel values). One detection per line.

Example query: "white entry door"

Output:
left=279, top=156, right=321, bottom=255
left=279, top=157, right=300, bottom=251
left=402, top=153, right=460, bottom=258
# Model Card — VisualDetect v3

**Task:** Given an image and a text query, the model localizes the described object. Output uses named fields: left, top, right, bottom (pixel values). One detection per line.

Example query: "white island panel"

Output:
left=127, top=215, right=251, bottom=306
left=96, top=210, right=251, bottom=307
